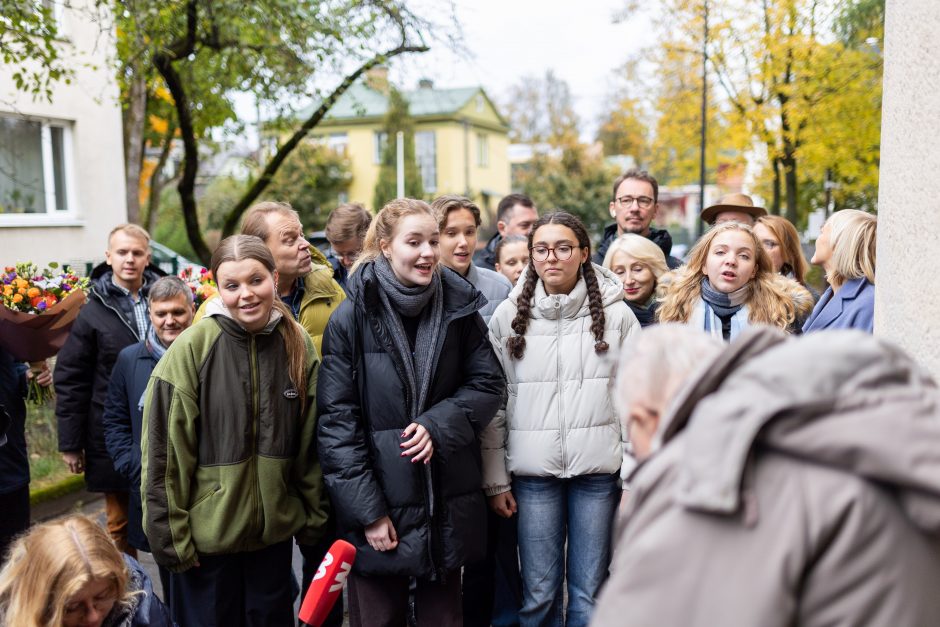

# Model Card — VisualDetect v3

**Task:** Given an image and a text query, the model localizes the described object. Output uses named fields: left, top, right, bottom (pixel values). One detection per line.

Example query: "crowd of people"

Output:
left=0, top=166, right=913, bottom=627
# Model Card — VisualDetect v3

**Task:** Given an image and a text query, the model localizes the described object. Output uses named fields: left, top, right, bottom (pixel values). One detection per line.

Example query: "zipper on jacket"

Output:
left=556, top=310, right=568, bottom=475
left=94, top=289, right=142, bottom=341
left=248, top=335, right=262, bottom=538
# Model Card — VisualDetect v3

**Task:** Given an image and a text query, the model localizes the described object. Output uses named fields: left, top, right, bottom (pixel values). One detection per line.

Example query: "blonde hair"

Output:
left=0, top=516, right=133, bottom=627
left=602, top=234, right=669, bottom=281
left=241, top=201, right=300, bottom=242
left=658, top=222, right=799, bottom=329
left=108, top=223, right=151, bottom=246
left=825, top=209, right=876, bottom=289
left=755, top=215, right=809, bottom=284
left=353, top=198, right=436, bottom=272
left=211, top=235, right=311, bottom=405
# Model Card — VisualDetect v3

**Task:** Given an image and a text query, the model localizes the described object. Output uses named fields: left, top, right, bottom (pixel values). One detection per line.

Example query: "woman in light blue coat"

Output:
left=803, top=209, right=876, bottom=333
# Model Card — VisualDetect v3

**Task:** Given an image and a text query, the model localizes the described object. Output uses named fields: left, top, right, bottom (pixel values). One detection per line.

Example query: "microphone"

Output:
left=298, top=539, right=357, bottom=626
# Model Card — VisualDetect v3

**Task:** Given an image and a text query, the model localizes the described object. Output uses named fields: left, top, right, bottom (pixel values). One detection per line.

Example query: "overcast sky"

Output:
left=383, top=0, right=656, bottom=140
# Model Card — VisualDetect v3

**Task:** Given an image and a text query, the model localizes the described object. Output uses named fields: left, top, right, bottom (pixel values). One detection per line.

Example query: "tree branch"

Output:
left=220, top=43, right=429, bottom=236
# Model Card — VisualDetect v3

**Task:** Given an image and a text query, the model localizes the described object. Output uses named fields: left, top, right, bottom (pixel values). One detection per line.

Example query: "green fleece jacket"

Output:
left=141, top=306, right=326, bottom=572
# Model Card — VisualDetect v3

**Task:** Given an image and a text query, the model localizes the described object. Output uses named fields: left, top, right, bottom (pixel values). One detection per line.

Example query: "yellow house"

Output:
left=299, top=76, right=511, bottom=221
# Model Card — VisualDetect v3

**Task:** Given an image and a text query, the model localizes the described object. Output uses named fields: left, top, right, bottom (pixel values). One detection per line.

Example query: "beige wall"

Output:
left=875, top=0, right=940, bottom=377
left=0, top=0, right=127, bottom=271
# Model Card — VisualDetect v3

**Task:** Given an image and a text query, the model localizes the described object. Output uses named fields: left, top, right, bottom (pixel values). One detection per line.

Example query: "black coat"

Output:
left=103, top=341, right=159, bottom=551
left=472, top=232, right=500, bottom=272
left=0, top=347, right=28, bottom=495
left=317, top=263, right=504, bottom=579
left=594, top=223, right=683, bottom=269
left=55, top=264, right=164, bottom=492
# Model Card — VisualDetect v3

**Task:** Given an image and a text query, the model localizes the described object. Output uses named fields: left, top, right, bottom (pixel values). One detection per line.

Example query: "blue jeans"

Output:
left=513, top=473, right=619, bottom=627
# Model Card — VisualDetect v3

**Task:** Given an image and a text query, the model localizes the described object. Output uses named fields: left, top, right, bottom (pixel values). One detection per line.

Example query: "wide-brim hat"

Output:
left=700, top=193, right=768, bottom=224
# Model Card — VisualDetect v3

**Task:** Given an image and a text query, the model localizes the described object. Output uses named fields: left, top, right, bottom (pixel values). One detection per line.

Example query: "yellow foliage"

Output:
left=149, top=114, right=169, bottom=136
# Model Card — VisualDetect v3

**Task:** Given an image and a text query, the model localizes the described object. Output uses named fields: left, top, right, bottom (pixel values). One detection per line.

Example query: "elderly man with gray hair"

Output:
left=103, top=275, right=195, bottom=594
left=594, top=325, right=940, bottom=627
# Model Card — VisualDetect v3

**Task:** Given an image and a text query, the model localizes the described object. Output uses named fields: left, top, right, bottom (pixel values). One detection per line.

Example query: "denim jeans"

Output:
left=513, top=473, right=619, bottom=627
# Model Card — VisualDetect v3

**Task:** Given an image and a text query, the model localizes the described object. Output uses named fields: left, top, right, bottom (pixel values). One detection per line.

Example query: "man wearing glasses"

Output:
left=594, top=169, right=682, bottom=268
left=324, top=202, right=372, bottom=291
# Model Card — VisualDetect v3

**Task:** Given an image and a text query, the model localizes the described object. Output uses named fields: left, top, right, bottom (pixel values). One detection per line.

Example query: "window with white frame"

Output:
left=326, top=132, right=348, bottom=154
left=476, top=133, right=489, bottom=168
left=415, top=131, right=437, bottom=192
left=0, top=115, right=72, bottom=215
left=374, top=131, right=389, bottom=164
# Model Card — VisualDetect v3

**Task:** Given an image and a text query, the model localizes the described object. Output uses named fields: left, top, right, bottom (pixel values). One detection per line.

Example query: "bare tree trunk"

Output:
left=142, top=122, right=177, bottom=233
left=123, top=71, right=147, bottom=225
left=771, top=154, right=782, bottom=215
left=782, top=152, right=798, bottom=224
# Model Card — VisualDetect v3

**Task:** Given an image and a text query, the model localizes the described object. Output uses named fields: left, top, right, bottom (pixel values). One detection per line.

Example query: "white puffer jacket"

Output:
left=482, top=264, right=639, bottom=494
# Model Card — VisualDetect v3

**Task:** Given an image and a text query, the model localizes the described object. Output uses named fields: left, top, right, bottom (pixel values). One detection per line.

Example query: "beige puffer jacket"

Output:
left=482, top=264, right=639, bottom=495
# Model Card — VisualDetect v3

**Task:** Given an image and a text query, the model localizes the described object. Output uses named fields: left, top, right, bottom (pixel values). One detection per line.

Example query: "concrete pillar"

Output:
left=875, top=0, right=940, bottom=378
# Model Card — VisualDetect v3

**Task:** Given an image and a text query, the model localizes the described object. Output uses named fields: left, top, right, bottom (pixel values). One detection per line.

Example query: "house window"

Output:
left=415, top=131, right=437, bottom=192
left=0, top=115, right=72, bottom=215
left=326, top=133, right=348, bottom=154
left=373, top=131, right=388, bottom=164
left=476, top=133, right=489, bottom=168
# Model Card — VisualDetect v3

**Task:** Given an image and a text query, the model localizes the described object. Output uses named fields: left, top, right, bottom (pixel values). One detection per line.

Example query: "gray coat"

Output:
left=593, top=328, right=940, bottom=627
left=466, top=263, right=511, bottom=323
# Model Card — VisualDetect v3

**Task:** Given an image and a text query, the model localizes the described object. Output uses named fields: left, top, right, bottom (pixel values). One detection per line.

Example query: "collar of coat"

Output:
left=507, top=263, right=624, bottom=320
left=634, top=326, right=940, bottom=534
left=347, top=261, right=487, bottom=324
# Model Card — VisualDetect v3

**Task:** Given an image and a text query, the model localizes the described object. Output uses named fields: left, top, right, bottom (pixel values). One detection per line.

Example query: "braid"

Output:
left=506, top=265, right=539, bottom=359
left=582, top=263, right=609, bottom=354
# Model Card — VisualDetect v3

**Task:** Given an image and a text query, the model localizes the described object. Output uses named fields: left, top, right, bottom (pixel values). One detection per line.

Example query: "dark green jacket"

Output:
left=141, top=308, right=326, bottom=572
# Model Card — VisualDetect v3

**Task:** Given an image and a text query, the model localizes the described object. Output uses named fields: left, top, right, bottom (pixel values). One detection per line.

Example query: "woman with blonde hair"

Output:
left=142, top=234, right=327, bottom=625
left=602, top=233, right=669, bottom=327
left=658, top=222, right=813, bottom=340
left=317, top=198, right=504, bottom=625
left=803, top=209, right=876, bottom=333
left=0, top=515, right=171, bottom=627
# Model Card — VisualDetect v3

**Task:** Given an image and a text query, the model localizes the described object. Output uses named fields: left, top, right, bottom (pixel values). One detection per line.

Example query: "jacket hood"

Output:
left=90, top=264, right=166, bottom=299
left=663, top=327, right=940, bottom=534
left=346, top=261, right=487, bottom=322
left=508, top=263, right=624, bottom=320
left=204, top=296, right=283, bottom=335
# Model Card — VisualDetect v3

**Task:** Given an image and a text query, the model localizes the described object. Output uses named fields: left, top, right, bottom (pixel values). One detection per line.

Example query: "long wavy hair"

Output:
left=506, top=211, right=609, bottom=360
left=658, top=222, right=800, bottom=329
left=755, top=215, right=809, bottom=284
left=0, top=516, right=135, bottom=627
left=211, top=235, right=311, bottom=405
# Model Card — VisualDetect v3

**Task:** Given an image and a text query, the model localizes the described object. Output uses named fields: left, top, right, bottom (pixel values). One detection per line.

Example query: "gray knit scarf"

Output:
left=373, top=255, right=445, bottom=419
left=700, top=277, right=750, bottom=318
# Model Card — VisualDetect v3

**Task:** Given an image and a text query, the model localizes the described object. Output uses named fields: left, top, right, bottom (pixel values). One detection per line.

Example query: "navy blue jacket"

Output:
left=103, top=341, right=159, bottom=551
left=0, top=348, right=28, bottom=495
left=802, top=277, right=875, bottom=334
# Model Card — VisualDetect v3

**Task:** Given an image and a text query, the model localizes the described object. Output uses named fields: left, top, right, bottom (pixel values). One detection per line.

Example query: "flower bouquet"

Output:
left=1, top=263, right=90, bottom=404
left=179, top=266, right=218, bottom=308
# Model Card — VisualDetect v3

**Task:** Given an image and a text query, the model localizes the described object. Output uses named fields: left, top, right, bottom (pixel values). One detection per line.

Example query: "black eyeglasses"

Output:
left=531, top=245, right=575, bottom=262
left=616, top=195, right=654, bottom=209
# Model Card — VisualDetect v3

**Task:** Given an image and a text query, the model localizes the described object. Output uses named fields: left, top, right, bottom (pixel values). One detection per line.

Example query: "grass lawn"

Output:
left=26, top=402, right=74, bottom=494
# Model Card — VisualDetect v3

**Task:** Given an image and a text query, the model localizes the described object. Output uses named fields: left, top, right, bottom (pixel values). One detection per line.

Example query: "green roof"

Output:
left=297, top=83, right=505, bottom=126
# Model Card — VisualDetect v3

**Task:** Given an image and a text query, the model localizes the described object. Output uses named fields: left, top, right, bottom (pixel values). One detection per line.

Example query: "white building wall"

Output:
left=875, top=0, right=940, bottom=378
left=0, top=0, right=127, bottom=271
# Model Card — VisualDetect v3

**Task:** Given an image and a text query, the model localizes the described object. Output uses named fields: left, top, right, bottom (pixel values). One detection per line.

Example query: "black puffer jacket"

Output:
left=55, top=264, right=164, bottom=492
left=317, top=262, right=504, bottom=579
left=594, top=223, right=683, bottom=269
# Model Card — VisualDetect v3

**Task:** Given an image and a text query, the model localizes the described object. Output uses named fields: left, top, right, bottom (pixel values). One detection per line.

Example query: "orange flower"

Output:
left=31, top=295, right=44, bottom=308
left=15, top=278, right=28, bottom=289
left=27, top=287, right=40, bottom=298
left=44, top=294, right=58, bottom=307
left=2, top=285, right=11, bottom=296
left=12, top=293, right=23, bottom=303
left=17, top=287, right=27, bottom=296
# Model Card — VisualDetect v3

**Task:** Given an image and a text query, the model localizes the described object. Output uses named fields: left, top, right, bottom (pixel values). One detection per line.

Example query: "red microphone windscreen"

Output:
left=299, top=539, right=357, bottom=626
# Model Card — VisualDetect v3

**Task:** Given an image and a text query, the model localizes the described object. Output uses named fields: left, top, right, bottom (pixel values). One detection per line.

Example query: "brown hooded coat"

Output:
left=593, top=328, right=940, bottom=627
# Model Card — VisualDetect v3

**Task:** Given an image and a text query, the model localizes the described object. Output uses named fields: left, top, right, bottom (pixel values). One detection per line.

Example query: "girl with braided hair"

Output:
left=481, top=211, right=640, bottom=626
